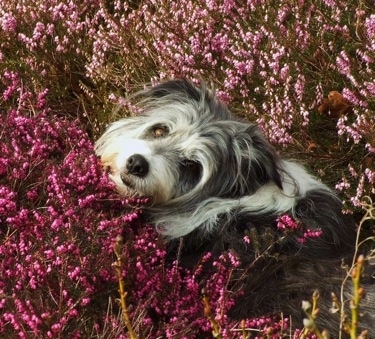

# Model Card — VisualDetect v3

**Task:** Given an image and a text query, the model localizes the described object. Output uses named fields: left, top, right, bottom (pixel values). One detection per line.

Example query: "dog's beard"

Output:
left=102, top=159, right=179, bottom=205
left=100, top=157, right=149, bottom=201
left=109, top=173, right=142, bottom=198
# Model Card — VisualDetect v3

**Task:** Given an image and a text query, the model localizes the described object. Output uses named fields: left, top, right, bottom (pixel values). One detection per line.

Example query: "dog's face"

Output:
left=95, top=80, right=282, bottom=205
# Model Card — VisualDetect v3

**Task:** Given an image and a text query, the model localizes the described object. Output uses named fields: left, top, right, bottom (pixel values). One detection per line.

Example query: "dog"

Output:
left=95, top=79, right=375, bottom=336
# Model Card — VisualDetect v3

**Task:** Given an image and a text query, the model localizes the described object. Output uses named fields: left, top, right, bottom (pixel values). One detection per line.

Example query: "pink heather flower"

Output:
left=342, top=88, right=367, bottom=107
left=276, top=214, right=324, bottom=245
left=335, top=178, right=351, bottom=192
left=0, top=12, right=17, bottom=33
left=2, top=70, right=20, bottom=101
left=243, top=235, right=250, bottom=244
left=336, top=51, right=352, bottom=75
left=276, top=214, right=300, bottom=231
left=298, top=229, right=323, bottom=244
left=365, top=14, right=375, bottom=41
left=36, top=88, right=49, bottom=108
left=294, top=74, right=306, bottom=101
left=348, top=164, right=359, bottom=178
left=364, top=168, right=375, bottom=184
left=322, top=0, right=337, bottom=8
left=365, top=143, right=375, bottom=153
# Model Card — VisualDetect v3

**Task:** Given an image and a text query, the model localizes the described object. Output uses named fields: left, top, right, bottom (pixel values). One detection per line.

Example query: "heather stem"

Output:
left=113, top=235, right=137, bottom=339
left=350, top=255, right=365, bottom=339
left=301, top=290, right=326, bottom=339
left=202, top=289, right=222, bottom=339
left=240, top=319, right=248, bottom=339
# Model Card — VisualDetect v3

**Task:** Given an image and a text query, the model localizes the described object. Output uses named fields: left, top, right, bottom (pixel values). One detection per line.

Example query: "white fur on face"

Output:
left=97, top=135, right=178, bottom=204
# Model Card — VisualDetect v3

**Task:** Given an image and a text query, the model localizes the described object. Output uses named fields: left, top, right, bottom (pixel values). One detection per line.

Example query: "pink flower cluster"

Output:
left=119, top=240, right=291, bottom=337
left=276, top=215, right=323, bottom=244
left=87, top=1, right=315, bottom=145
left=0, top=83, right=144, bottom=337
left=276, top=215, right=299, bottom=231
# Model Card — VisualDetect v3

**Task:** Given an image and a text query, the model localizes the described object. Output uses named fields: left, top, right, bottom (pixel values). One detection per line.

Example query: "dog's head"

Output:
left=95, top=79, right=282, bottom=206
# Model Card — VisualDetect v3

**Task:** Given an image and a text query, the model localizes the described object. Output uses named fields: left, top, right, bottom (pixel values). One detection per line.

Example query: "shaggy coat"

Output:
left=95, top=79, right=375, bottom=336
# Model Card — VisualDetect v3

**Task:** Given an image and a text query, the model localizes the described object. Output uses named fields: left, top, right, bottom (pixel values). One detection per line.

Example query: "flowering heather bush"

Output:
left=0, top=82, right=295, bottom=337
left=0, top=0, right=97, bottom=93
left=0, top=84, right=136, bottom=337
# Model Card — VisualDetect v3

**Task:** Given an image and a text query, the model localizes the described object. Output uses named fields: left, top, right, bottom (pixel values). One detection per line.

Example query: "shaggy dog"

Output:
left=95, top=79, right=374, bottom=335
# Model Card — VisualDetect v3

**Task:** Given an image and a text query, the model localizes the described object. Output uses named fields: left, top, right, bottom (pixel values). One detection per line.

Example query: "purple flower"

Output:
left=276, top=214, right=300, bottom=231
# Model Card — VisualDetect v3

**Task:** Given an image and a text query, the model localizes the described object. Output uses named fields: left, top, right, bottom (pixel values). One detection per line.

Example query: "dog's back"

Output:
left=175, top=190, right=374, bottom=335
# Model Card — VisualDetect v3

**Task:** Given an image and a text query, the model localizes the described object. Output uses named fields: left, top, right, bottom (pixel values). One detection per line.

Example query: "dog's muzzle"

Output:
left=120, top=153, right=149, bottom=185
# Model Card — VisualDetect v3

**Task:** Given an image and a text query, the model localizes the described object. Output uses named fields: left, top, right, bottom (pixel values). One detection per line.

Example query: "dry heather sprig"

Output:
left=335, top=254, right=369, bottom=339
left=348, top=255, right=366, bottom=338
left=324, top=196, right=375, bottom=339
left=338, top=196, right=375, bottom=338
left=112, top=235, right=137, bottom=339
left=301, top=290, right=329, bottom=339
left=202, top=288, right=222, bottom=339
left=300, top=196, right=374, bottom=339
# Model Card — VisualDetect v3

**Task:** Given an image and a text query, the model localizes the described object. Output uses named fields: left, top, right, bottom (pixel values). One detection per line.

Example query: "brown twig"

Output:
left=202, top=289, right=222, bottom=339
left=113, top=235, right=137, bottom=339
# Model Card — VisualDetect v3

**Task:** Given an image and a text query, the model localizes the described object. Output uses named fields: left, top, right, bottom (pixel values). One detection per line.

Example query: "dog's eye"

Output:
left=151, top=125, right=169, bottom=138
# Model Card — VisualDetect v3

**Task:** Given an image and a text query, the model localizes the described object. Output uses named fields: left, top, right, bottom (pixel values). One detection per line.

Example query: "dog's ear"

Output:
left=238, top=124, right=283, bottom=190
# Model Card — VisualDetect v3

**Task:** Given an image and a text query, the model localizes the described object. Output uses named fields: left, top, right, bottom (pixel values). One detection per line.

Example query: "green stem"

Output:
left=202, top=290, right=222, bottom=339
left=350, top=255, right=364, bottom=339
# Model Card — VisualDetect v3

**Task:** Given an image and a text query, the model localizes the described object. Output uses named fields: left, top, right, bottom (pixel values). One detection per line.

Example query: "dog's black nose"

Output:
left=126, top=154, right=149, bottom=177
